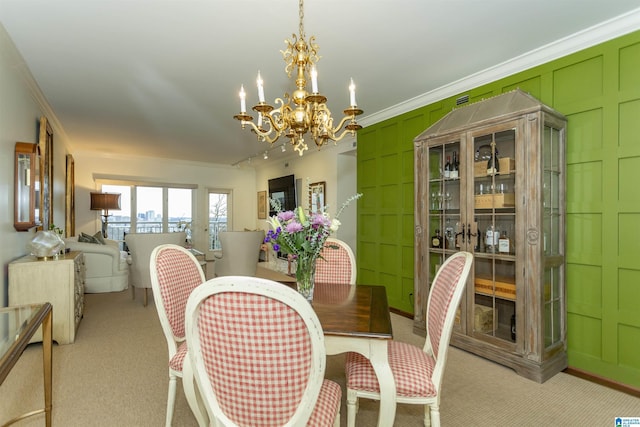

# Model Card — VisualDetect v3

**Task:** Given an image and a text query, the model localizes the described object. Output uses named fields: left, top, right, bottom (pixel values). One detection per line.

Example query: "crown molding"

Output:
left=360, top=8, right=640, bottom=127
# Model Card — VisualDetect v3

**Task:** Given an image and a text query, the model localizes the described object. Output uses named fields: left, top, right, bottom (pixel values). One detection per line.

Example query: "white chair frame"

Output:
left=183, top=276, right=339, bottom=427
left=150, top=244, right=207, bottom=427
left=346, top=251, right=473, bottom=427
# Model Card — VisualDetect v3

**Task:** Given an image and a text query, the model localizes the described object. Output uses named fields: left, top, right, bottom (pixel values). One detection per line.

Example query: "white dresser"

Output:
left=9, top=251, right=85, bottom=344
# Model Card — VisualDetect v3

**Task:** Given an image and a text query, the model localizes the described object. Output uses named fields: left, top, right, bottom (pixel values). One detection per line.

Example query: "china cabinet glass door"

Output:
left=426, top=140, right=464, bottom=329
left=470, top=126, right=518, bottom=344
left=542, top=123, right=565, bottom=350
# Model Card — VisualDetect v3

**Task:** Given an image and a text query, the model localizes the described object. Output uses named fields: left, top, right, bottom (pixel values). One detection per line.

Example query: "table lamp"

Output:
left=90, top=192, right=121, bottom=238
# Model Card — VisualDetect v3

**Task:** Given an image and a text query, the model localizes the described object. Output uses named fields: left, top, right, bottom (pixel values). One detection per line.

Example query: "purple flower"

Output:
left=272, top=243, right=280, bottom=251
left=278, top=211, right=295, bottom=222
left=285, top=222, right=303, bottom=233
left=310, top=213, right=330, bottom=229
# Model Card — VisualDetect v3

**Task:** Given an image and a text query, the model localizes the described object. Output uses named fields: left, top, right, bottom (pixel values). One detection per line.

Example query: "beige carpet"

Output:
left=2, top=289, right=639, bottom=426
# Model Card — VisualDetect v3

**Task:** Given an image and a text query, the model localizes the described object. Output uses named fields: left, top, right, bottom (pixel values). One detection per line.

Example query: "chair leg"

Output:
left=426, top=404, right=440, bottom=427
left=131, top=285, right=136, bottom=300
left=346, top=388, right=358, bottom=427
left=143, top=288, right=148, bottom=307
left=183, top=359, right=209, bottom=426
left=166, top=374, right=177, bottom=427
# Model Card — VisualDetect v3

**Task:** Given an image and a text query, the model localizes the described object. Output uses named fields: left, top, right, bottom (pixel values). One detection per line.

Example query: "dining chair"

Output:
left=126, top=231, right=187, bottom=306
left=212, top=230, right=264, bottom=277
left=182, top=276, right=342, bottom=427
left=344, top=251, right=473, bottom=427
left=149, top=244, right=206, bottom=427
left=315, top=237, right=356, bottom=285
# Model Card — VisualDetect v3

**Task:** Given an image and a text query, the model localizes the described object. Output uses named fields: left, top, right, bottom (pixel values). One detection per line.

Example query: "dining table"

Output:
left=309, top=281, right=396, bottom=427
left=255, top=265, right=396, bottom=427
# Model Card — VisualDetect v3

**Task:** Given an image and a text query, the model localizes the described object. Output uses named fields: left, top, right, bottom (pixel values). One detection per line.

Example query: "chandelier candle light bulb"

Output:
left=257, top=71, right=265, bottom=103
left=349, top=78, right=357, bottom=107
left=239, top=85, right=246, bottom=114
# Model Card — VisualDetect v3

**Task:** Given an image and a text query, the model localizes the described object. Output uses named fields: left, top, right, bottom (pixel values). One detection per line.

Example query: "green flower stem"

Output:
left=295, top=255, right=317, bottom=302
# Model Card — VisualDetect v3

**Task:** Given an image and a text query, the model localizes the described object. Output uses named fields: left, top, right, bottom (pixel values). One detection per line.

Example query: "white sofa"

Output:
left=64, top=236, right=129, bottom=293
left=125, top=232, right=187, bottom=306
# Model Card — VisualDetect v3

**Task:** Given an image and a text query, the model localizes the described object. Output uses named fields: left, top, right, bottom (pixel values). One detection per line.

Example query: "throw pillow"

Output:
left=92, top=231, right=106, bottom=245
left=79, top=232, right=102, bottom=245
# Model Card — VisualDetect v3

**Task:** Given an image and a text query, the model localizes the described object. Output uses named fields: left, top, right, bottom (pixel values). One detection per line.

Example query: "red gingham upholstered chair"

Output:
left=150, top=244, right=206, bottom=427
left=315, top=238, right=356, bottom=285
left=344, top=251, right=473, bottom=427
left=182, top=276, right=342, bottom=427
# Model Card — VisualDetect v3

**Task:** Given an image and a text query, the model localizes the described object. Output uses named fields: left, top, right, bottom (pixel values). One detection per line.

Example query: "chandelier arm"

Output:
left=329, top=115, right=357, bottom=135
left=330, top=127, right=358, bottom=143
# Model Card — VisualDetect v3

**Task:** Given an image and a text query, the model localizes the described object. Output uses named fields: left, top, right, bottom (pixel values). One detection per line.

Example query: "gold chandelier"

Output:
left=233, top=0, right=363, bottom=156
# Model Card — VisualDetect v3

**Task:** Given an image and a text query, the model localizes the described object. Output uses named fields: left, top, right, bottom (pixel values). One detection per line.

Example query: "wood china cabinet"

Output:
left=413, top=89, right=567, bottom=382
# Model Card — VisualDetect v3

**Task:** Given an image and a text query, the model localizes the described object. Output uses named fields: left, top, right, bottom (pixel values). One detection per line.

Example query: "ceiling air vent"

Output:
left=456, top=94, right=469, bottom=106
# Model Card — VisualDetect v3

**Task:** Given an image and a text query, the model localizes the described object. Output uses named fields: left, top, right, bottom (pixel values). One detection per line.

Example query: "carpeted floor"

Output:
left=1, top=289, right=639, bottom=426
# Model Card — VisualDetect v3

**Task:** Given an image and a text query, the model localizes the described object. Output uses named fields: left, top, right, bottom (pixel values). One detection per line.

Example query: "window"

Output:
left=99, top=183, right=193, bottom=244
left=208, top=190, right=230, bottom=251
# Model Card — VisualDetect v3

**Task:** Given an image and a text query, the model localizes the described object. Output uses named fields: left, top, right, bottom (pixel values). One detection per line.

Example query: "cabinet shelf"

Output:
left=474, top=274, right=516, bottom=301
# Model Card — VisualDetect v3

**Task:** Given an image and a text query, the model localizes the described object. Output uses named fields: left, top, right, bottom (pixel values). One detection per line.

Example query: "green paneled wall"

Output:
left=357, top=30, right=640, bottom=388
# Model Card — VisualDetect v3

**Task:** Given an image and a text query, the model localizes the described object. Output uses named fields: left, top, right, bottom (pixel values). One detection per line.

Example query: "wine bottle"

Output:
left=450, top=151, right=459, bottom=179
left=431, top=229, right=443, bottom=248
left=498, top=230, right=511, bottom=254
left=444, top=156, right=451, bottom=178
left=487, top=147, right=500, bottom=176
left=485, top=224, right=499, bottom=253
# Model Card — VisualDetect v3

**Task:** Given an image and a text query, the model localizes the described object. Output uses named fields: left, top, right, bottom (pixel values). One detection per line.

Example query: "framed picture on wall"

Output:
left=309, top=181, right=325, bottom=214
left=39, top=116, right=54, bottom=230
left=65, top=154, right=75, bottom=237
left=257, top=190, right=267, bottom=219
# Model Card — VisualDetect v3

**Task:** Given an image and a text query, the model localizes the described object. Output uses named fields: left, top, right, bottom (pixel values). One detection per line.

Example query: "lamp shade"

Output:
left=90, top=192, right=121, bottom=211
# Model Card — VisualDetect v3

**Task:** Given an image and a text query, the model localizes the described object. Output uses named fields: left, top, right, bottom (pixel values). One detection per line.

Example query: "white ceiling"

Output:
left=2, top=1, right=640, bottom=166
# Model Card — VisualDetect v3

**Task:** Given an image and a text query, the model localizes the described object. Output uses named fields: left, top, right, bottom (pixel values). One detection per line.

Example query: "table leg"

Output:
left=324, top=337, right=396, bottom=427
left=42, top=309, right=53, bottom=427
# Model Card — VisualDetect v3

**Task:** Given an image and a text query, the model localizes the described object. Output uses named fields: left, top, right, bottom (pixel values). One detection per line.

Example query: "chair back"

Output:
left=315, top=238, right=356, bottom=284
left=125, top=232, right=187, bottom=289
left=184, top=276, right=327, bottom=426
left=213, top=231, right=264, bottom=277
left=150, top=244, right=205, bottom=345
left=425, top=251, right=473, bottom=390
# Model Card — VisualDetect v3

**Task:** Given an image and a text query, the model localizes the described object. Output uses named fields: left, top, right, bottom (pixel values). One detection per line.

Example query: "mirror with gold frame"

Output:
left=14, top=142, right=42, bottom=231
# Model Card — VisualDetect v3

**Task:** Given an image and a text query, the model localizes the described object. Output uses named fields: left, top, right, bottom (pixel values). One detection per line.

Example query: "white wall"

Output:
left=254, top=138, right=358, bottom=267
left=0, top=25, right=71, bottom=306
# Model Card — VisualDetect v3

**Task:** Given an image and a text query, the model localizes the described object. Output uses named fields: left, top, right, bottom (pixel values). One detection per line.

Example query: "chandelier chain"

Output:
left=299, top=0, right=305, bottom=40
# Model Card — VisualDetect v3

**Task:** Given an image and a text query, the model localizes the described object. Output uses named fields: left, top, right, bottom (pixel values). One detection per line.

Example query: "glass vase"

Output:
left=295, top=256, right=317, bottom=302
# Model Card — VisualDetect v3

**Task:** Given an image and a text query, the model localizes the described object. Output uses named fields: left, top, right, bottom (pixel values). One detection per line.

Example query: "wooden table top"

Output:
left=254, top=265, right=393, bottom=340
left=311, top=283, right=393, bottom=340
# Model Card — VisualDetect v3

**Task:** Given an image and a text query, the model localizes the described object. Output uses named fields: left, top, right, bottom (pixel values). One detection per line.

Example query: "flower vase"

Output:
left=295, top=256, right=317, bottom=302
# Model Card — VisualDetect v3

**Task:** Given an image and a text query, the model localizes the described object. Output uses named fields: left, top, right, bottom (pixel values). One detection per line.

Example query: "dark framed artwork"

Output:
left=65, top=154, right=75, bottom=237
left=39, top=116, right=54, bottom=230
left=309, top=181, right=325, bottom=214
left=257, top=190, right=267, bottom=219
